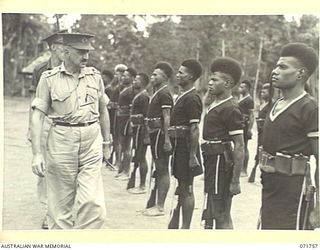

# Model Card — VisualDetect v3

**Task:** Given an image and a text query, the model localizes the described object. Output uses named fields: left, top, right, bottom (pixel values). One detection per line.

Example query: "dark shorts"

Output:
left=116, top=115, right=130, bottom=136
left=149, top=129, right=170, bottom=160
left=171, top=138, right=202, bottom=184
left=202, top=153, right=233, bottom=218
left=261, top=172, right=312, bottom=230
left=132, top=125, right=147, bottom=163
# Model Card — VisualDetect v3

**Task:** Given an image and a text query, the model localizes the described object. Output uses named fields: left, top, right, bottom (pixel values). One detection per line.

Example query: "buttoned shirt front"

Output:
left=32, top=63, right=106, bottom=124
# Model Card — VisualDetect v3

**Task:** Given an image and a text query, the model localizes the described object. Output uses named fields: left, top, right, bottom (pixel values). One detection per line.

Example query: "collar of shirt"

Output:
left=239, top=94, right=250, bottom=103
left=207, top=95, right=233, bottom=113
left=120, top=85, right=132, bottom=96
left=149, top=84, right=167, bottom=103
left=59, top=63, right=95, bottom=78
left=269, top=91, right=307, bottom=121
left=174, top=87, right=195, bottom=105
left=132, top=89, right=147, bottom=103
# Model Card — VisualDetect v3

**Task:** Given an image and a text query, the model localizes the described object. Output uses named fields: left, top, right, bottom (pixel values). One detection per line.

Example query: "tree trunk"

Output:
left=254, top=37, right=263, bottom=109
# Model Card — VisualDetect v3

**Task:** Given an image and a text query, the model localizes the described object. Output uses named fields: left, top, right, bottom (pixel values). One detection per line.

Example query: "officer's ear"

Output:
left=224, top=78, right=232, bottom=88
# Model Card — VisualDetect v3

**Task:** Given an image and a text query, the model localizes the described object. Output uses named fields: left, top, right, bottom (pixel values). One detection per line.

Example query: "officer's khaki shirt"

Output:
left=32, top=63, right=107, bottom=124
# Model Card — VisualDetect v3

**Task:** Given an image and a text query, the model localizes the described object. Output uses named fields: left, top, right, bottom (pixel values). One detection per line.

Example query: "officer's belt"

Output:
left=168, top=126, right=190, bottom=138
left=54, top=120, right=97, bottom=127
left=131, top=114, right=144, bottom=126
left=201, top=140, right=232, bottom=155
left=259, top=148, right=309, bottom=176
left=145, top=117, right=162, bottom=129
left=117, top=105, right=130, bottom=116
left=107, top=101, right=119, bottom=110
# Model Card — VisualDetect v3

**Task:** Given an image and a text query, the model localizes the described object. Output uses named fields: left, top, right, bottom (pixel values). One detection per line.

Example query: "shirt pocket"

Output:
left=51, top=87, right=73, bottom=116
left=83, top=84, right=99, bottom=114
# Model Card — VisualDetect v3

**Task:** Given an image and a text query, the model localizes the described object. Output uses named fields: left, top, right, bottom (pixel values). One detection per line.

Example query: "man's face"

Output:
left=176, top=66, right=192, bottom=87
left=121, top=71, right=132, bottom=85
left=260, top=88, right=269, bottom=100
left=238, top=83, right=248, bottom=95
left=208, top=72, right=227, bottom=96
left=133, top=75, right=143, bottom=90
left=66, top=46, right=89, bottom=68
left=52, top=43, right=64, bottom=62
left=271, top=57, right=302, bottom=89
left=151, top=68, right=167, bottom=87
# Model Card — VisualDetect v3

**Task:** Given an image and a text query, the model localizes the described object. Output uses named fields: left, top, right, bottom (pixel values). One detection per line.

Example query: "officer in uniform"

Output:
left=27, top=30, right=66, bottom=229
left=169, top=59, right=203, bottom=229
left=143, top=62, right=174, bottom=216
left=128, top=73, right=150, bottom=194
left=105, top=64, right=127, bottom=168
left=238, top=80, right=254, bottom=177
left=201, top=57, right=244, bottom=229
left=115, top=67, right=137, bottom=180
left=30, top=32, right=111, bottom=229
left=260, top=43, right=319, bottom=230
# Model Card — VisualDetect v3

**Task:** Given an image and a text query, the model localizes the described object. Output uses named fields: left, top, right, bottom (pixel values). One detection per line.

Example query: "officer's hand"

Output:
left=163, top=140, right=172, bottom=152
left=229, top=182, right=241, bottom=196
left=310, top=204, right=320, bottom=229
left=31, top=154, right=46, bottom=177
left=103, top=144, right=111, bottom=160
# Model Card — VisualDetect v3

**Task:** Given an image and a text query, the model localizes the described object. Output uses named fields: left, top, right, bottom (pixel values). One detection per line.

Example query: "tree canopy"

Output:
left=2, top=13, right=319, bottom=98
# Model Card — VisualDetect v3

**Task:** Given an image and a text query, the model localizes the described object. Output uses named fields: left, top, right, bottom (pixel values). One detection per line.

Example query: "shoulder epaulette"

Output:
left=86, top=67, right=101, bottom=75
left=41, top=66, right=60, bottom=78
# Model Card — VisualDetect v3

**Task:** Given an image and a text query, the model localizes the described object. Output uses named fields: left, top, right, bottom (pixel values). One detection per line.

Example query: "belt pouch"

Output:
left=275, top=153, right=292, bottom=175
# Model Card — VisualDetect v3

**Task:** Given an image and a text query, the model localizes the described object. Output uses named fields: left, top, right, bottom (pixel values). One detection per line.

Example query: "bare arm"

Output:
left=189, top=123, right=199, bottom=159
left=230, top=134, right=244, bottom=194
left=30, top=108, right=45, bottom=176
left=162, top=108, right=172, bottom=151
left=248, top=110, right=254, bottom=131
left=99, top=98, right=111, bottom=142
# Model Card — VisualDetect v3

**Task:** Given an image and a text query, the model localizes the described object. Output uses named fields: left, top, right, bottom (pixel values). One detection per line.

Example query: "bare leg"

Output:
left=179, top=181, right=194, bottom=229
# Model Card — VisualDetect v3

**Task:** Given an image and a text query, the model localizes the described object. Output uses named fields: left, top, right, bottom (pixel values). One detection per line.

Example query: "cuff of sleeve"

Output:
left=229, top=130, right=243, bottom=136
left=31, top=97, right=49, bottom=114
left=161, top=105, right=172, bottom=109
left=189, top=119, right=200, bottom=124
left=307, top=131, right=318, bottom=137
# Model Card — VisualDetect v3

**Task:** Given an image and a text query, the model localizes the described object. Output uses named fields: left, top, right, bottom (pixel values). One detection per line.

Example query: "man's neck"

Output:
left=280, top=83, right=305, bottom=101
left=50, top=55, right=62, bottom=68
left=155, top=82, right=167, bottom=91
left=64, top=61, right=80, bottom=75
left=240, top=92, right=249, bottom=98
left=215, top=91, right=231, bottom=102
left=180, top=82, right=194, bottom=93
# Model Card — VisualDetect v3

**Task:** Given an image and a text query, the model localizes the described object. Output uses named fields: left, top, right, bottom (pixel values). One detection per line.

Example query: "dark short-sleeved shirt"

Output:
left=147, top=85, right=173, bottom=118
left=29, top=60, right=52, bottom=93
left=118, top=85, right=135, bottom=107
left=262, top=92, right=318, bottom=156
left=131, top=89, right=149, bottom=116
left=31, top=64, right=106, bottom=124
left=202, top=96, right=243, bottom=141
left=170, top=87, right=202, bottom=126
left=238, top=95, right=254, bottom=116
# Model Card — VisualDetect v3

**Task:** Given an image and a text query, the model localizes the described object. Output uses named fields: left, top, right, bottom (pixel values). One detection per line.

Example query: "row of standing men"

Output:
left=29, top=31, right=319, bottom=230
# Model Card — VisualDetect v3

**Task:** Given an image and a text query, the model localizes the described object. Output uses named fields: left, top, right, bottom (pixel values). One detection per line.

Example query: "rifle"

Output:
left=146, top=159, right=157, bottom=209
left=200, top=192, right=209, bottom=226
left=248, top=164, right=258, bottom=183
left=146, top=171, right=157, bottom=208
left=302, top=185, right=316, bottom=229
left=168, top=200, right=181, bottom=229
left=127, top=161, right=139, bottom=190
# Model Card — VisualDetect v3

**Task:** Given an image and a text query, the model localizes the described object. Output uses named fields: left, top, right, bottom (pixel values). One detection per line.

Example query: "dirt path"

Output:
left=2, top=96, right=262, bottom=230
